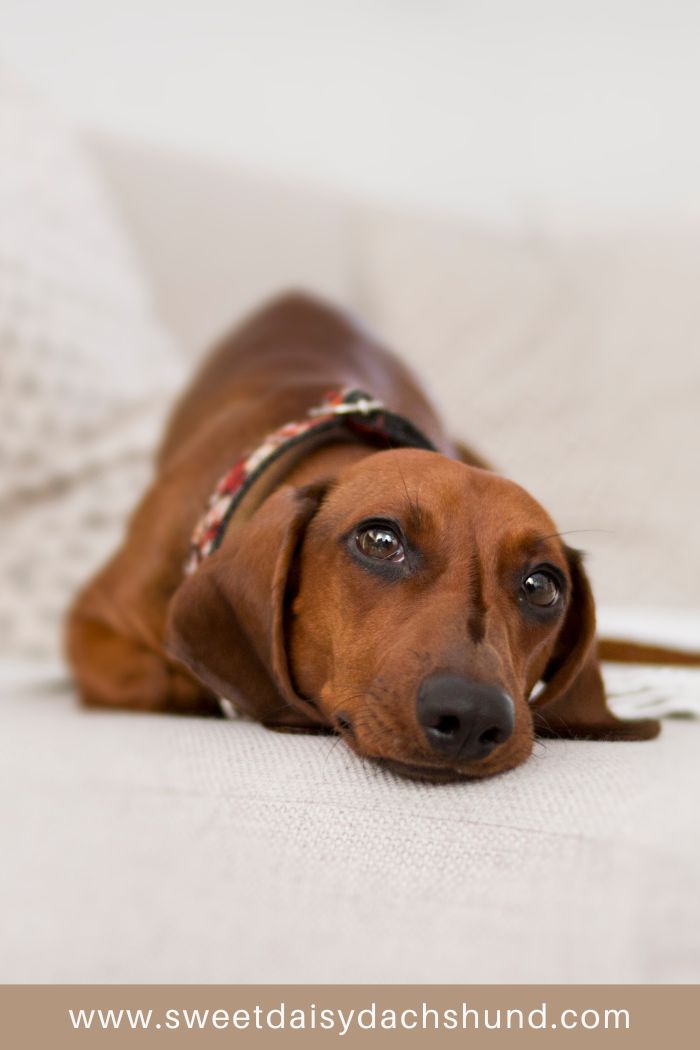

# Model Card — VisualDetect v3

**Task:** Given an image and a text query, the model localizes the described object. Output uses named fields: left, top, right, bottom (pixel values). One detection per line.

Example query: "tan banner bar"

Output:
left=1, top=985, right=698, bottom=1049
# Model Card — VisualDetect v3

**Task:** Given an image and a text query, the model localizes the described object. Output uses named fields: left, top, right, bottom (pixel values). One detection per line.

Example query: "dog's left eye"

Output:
left=355, top=524, right=405, bottom=562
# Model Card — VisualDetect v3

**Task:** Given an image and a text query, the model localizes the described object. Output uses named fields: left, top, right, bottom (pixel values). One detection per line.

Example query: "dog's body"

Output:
left=67, top=293, right=661, bottom=780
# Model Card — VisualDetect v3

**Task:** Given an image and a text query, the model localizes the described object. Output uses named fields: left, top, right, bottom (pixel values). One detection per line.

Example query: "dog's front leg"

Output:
left=66, top=607, right=218, bottom=717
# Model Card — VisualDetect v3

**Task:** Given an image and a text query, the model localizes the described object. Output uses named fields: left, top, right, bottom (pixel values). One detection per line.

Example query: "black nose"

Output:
left=416, top=674, right=515, bottom=761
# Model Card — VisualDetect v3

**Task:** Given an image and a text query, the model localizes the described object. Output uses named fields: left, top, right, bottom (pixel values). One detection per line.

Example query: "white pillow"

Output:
left=0, top=71, right=184, bottom=660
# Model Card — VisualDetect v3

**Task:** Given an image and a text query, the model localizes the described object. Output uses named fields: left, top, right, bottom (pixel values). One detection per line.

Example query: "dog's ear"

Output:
left=531, top=548, right=660, bottom=741
left=166, top=484, right=329, bottom=730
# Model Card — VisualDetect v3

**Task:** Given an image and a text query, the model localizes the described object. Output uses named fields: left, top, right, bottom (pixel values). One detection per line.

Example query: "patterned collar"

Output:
left=185, top=388, right=436, bottom=574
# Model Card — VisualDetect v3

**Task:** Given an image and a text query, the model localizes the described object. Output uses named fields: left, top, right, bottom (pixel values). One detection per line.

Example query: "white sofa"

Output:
left=1, top=120, right=699, bottom=982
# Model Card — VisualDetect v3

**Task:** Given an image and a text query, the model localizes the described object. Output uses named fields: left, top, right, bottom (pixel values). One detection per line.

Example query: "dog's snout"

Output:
left=416, top=674, right=515, bottom=761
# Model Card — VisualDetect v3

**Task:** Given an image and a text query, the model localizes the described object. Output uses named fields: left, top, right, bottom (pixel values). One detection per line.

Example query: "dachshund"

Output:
left=66, top=292, right=676, bottom=781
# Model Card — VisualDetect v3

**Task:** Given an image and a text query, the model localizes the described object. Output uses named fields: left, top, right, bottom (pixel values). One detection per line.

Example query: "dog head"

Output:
left=168, top=449, right=658, bottom=780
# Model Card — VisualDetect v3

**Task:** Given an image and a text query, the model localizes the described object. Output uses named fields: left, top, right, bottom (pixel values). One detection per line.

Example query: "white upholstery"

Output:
left=2, top=653, right=699, bottom=983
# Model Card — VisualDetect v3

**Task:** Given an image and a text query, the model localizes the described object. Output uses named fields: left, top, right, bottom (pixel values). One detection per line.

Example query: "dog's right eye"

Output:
left=355, top=524, right=405, bottom=563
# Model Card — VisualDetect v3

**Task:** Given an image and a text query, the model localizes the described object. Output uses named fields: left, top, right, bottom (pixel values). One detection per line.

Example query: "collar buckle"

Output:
left=308, top=392, right=385, bottom=418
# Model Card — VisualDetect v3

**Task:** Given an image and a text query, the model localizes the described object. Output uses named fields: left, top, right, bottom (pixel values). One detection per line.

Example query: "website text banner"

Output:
left=1, top=985, right=697, bottom=1049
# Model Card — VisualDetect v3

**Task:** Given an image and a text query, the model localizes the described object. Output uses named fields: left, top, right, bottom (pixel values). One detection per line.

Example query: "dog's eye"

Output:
left=356, top=524, right=405, bottom=562
left=522, top=570, right=560, bottom=607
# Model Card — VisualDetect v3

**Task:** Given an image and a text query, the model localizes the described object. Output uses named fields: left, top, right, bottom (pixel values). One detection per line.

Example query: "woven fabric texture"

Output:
left=2, top=674, right=698, bottom=983
left=0, top=71, right=183, bottom=659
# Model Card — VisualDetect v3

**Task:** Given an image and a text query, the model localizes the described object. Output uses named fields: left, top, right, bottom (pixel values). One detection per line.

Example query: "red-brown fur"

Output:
left=66, top=293, right=663, bottom=781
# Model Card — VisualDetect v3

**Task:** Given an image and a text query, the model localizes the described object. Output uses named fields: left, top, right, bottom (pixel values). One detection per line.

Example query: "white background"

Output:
left=3, top=0, right=700, bottom=229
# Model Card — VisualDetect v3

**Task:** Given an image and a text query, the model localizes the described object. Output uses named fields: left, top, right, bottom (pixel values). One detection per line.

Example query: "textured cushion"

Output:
left=1, top=661, right=699, bottom=983
left=0, top=72, right=183, bottom=660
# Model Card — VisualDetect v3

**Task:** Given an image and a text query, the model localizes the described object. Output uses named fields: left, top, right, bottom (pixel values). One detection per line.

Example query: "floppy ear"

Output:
left=166, top=484, right=330, bottom=731
left=531, top=548, right=660, bottom=741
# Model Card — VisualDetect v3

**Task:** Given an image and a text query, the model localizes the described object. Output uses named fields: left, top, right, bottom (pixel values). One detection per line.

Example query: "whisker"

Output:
left=539, top=529, right=615, bottom=542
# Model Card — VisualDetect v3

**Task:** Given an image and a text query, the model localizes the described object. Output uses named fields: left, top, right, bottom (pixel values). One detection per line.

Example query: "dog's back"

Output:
left=158, top=292, right=455, bottom=468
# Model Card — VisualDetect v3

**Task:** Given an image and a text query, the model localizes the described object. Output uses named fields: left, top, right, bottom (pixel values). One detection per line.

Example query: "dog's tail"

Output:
left=598, top=638, right=700, bottom=667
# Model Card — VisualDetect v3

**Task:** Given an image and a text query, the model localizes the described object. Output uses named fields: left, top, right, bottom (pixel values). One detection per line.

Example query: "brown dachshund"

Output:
left=67, top=292, right=665, bottom=781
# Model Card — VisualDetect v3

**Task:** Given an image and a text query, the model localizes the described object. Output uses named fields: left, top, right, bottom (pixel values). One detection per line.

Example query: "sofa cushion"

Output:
left=1, top=664, right=698, bottom=983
